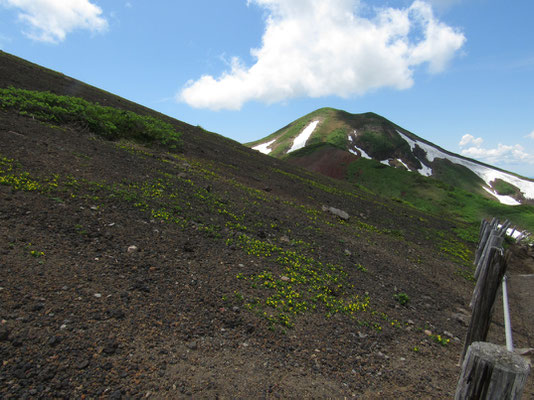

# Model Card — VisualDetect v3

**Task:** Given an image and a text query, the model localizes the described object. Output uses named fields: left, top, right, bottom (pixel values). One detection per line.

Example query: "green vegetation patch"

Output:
left=357, top=129, right=409, bottom=159
left=347, top=158, right=534, bottom=233
left=230, top=233, right=370, bottom=328
left=492, top=179, right=518, bottom=196
left=0, top=87, right=182, bottom=149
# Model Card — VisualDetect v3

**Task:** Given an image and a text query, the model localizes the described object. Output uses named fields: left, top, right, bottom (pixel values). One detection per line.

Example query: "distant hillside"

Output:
left=248, top=108, right=534, bottom=231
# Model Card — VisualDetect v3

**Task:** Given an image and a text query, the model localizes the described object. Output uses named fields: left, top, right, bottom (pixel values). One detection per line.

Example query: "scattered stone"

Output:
left=279, top=236, right=290, bottom=243
left=103, top=340, right=118, bottom=355
left=48, top=335, right=61, bottom=347
left=344, top=249, right=352, bottom=256
left=452, top=312, right=469, bottom=326
left=183, top=242, right=194, bottom=253
left=76, top=359, right=89, bottom=370
left=94, top=293, right=102, bottom=298
left=186, top=341, right=198, bottom=350
left=127, top=245, right=139, bottom=253
left=280, top=276, right=290, bottom=282
left=322, top=205, right=350, bottom=220
left=0, top=325, right=10, bottom=341
left=357, top=331, right=368, bottom=339
left=424, top=329, right=432, bottom=336
left=110, top=309, right=125, bottom=320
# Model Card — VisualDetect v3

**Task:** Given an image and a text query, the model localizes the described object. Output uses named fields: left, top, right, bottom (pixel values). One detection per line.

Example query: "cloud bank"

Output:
left=0, top=0, right=108, bottom=43
left=459, top=135, right=534, bottom=166
left=180, top=0, right=465, bottom=110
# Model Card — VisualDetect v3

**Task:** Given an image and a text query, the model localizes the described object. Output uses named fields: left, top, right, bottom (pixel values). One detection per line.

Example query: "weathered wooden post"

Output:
left=462, top=248, right=508, bottom=361
left=455, top=342, right=530, bottom=400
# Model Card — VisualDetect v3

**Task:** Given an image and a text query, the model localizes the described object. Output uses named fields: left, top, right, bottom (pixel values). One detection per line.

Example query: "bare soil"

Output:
left=0, top=51, right=532, bottom=399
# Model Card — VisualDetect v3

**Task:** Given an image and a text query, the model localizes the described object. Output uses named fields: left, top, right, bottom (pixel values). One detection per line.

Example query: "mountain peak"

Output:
left=248, top=108, right=534, bottom=206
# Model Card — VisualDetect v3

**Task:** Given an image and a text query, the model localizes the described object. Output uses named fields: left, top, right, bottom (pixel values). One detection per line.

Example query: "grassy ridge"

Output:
left=0, top=87, right=182, bottom=149
left=347, top=158, right=534, bottom=233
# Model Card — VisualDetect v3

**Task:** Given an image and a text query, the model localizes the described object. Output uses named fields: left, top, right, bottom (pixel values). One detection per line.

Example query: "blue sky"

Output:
left=1, top=0, right=533, bottom=177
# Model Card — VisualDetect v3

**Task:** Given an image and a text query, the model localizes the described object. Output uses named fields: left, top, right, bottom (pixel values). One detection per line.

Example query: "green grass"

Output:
left=0, top=87, right=182, bottom=149
left=347, top=158, right=534, bottom=233
left=357, top=129, right=410, bottom=160
left=492, top=179, right=518, bottom=196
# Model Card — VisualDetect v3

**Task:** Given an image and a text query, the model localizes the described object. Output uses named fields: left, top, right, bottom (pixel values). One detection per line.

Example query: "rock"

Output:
left=186, top=341, right=198, bottom=350
left=48, top=336, right=61, bottom=347
left=344, top=249, right=352, bottom=256
left=76, top=359, right=90, bottom=370
left=322, top=205, right=349, bottom=220
left=424, top=329, right=432, bottom=336
left=103, top=340, right=118, bottom=355
left=280, top=276, right=290, bottom=282
left=279, top=236, right=290, bottom=243
left=0, top=325, right=10, bottom=341
left=453, top=312, right=470, bottom=326
left=109, top=309, right=125, bottom=320
left=127, top=245, right=139, bottom=253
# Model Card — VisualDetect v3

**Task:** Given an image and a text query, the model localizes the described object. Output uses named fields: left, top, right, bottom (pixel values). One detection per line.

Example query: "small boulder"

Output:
left=322, top=205, right=349, bottom=220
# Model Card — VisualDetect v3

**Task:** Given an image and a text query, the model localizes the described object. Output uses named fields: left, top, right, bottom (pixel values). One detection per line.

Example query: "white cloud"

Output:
left=179, top=0, right=465, bottom=110
left=461, top=143, right=534, bottom=165
left=0, top=0, right=108, bottom=43
left=459, top=134, right=483, bottom=147
left=527, top=130, right=534, bottom=140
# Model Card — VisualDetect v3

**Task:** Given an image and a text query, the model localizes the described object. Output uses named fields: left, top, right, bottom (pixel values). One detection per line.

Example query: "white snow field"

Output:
left=252, top=139, right=276, bottom=155
left=396, top=130, right=534, bottom=204
left=287, top=120, right=320, bottom=153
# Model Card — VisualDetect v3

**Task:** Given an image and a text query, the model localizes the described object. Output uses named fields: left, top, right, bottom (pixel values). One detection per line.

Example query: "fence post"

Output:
left=455, top=342, right=530, bottom=400
left=462, top=248, right=508, bottom=361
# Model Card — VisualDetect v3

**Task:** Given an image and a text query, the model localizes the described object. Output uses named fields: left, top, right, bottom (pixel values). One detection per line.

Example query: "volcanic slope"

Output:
left=1, top=51, right=532, bottom=398
left=248, top=108, right=534, bottom=232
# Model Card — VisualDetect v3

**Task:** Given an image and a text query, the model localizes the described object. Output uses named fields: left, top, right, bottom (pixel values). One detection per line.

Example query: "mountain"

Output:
left=247, top=108, right=534, bottom=209
left=1, top=51, right=533, bottom=398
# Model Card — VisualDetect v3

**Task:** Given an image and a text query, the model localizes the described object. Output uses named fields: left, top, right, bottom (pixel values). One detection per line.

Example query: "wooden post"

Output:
left=455, top=342, right=530, bottom=400
left=474, top=234, right=504, bottom=280
left=475, top=219, right=491, bottom=267
left=462, top=248, right=508, bottom=361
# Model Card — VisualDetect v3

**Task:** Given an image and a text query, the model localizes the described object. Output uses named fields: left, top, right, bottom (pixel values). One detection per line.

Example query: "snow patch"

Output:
left=397, top=159, right=410, bottom=171
left=482, top=187, right=521, bottom=206
left=396, top=130, right=534, bottom=201
left=395, top=131, right=433, bottom=176
left=252, top=139, right=276, bottom=155
left=288, top=120, right=320, bottom=153
left=380, top=159, right=390, bottom=166
left=349, top=146, right=372, bottom=160
left=505, top=227, right=525, bottom=240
